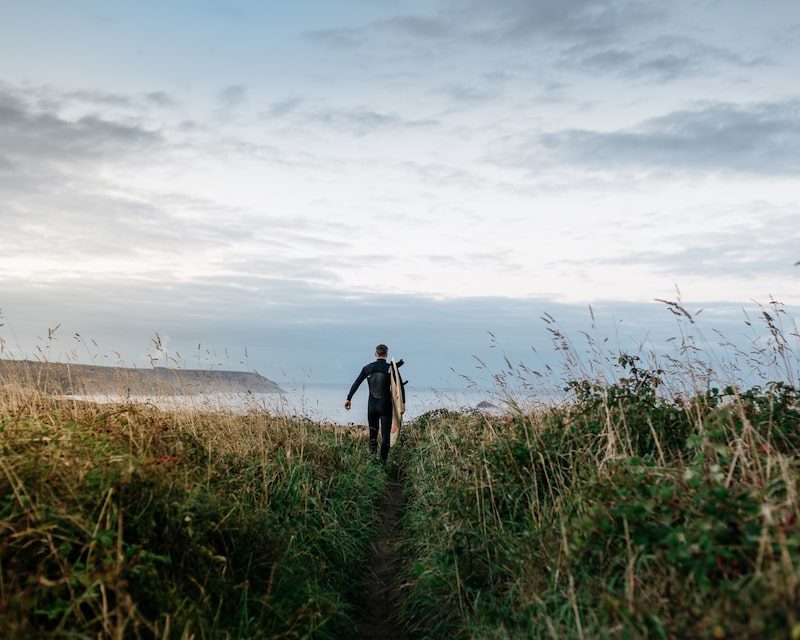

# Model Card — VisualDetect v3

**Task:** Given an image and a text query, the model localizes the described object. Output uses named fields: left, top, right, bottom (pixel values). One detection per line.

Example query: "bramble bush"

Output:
left=395, top=358, right=800, bottom=639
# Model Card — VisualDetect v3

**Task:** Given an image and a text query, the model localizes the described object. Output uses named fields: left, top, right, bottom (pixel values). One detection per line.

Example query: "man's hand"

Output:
left=344, top=400, right=351, bottom=411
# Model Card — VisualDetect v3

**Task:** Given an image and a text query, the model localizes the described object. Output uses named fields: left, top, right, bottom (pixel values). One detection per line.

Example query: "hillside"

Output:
left=0, top=387, right=380, bottom=638
left=0, top=356, right=799, bottom=637
left=0, top=359, right=283, bottom=395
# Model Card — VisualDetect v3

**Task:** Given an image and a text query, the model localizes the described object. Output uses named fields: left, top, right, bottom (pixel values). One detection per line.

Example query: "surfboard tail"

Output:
left=389, top=358, right=404, bottom=446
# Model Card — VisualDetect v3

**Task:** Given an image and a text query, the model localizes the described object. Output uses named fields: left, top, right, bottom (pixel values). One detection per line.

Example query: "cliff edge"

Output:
left=0, top=360, right=283, bottom=396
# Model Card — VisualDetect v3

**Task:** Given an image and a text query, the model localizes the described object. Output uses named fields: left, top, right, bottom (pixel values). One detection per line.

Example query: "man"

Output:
left=345, top=344, right=393, bottom=463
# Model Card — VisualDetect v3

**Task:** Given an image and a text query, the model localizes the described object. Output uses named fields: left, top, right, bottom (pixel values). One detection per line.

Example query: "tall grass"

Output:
left=395, top=303, right=800, bottom=639
left=2, top=301, right=799, bottom=638
left=0, top=380, right=385, bottom=638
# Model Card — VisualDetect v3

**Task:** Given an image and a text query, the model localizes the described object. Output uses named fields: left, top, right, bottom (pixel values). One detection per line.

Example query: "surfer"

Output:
left=345, top=344, right=393, bottom=463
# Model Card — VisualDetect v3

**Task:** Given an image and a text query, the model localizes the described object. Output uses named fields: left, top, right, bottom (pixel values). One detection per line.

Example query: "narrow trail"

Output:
left=354, top=475, right=407, bottom=640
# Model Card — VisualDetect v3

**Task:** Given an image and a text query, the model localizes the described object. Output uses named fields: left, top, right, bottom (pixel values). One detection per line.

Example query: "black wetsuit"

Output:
left=347, top=359, right=392, bottom=462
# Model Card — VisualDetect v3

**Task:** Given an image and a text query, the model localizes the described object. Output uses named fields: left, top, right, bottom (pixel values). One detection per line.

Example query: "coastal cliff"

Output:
left=0, top=359, right=283, bottom=396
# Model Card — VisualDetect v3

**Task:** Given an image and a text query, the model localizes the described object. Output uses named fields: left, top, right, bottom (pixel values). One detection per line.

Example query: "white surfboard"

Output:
left=389, top=358, right=405, bottom=446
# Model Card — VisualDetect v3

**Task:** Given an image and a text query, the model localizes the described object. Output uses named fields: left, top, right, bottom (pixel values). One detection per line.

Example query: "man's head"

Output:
left=375, top=344, right=388, bottom=359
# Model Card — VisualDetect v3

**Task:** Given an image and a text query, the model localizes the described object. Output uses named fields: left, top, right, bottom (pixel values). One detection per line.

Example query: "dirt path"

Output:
left=354, top=476, right=407, bottom=639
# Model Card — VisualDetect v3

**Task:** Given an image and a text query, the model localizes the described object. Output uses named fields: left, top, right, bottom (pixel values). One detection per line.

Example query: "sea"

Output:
left=71, top=382, right=508, bottom=425
left=270, top=382, right=500, bottom=424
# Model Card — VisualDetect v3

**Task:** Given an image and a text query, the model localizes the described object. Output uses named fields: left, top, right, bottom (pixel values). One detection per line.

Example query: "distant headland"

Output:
left=0, top=359, right=283, bottom=396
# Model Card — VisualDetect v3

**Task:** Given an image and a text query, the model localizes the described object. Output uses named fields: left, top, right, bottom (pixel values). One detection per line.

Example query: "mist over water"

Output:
left=278, top=383, right=499, bottom=424
left=73, top=383, right=502, bottom=425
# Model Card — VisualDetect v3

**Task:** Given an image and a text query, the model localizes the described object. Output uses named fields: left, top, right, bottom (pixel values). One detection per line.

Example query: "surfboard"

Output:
left=389, top=358, right=405, bottom=446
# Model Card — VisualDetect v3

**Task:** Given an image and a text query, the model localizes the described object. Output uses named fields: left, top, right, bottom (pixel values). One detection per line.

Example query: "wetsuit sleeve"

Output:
left=347, top=366, right=368, bottom=401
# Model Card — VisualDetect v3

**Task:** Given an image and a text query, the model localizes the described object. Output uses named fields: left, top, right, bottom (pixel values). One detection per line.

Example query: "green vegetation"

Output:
left=396, top=360, right=800, bottom=639
left=0, top=385, right=384, bottom=638
left=2, top=305, right=799, bottom=639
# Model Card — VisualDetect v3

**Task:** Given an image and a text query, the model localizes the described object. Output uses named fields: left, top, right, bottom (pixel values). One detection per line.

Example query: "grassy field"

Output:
left=1, top=306, right=799, bottom=638
left=395, top=324, right=800, bottom=639
left=396, top=385, right=800, bottom=638
left=0, top=384, right=385, bottom=639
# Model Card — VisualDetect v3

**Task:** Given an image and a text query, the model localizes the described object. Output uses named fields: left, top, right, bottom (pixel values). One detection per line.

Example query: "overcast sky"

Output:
left=1, top=1, right=799, bottom=387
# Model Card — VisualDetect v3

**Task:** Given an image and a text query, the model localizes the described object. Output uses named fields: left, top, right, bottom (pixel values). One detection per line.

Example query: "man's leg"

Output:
left=379, top=412, right=392, bottom=464
left=367, top=409, right=379, bottom=455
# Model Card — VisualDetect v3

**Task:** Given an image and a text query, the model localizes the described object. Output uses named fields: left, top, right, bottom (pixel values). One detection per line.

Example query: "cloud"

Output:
left=1, top=189, right=265, bottom=270
left=308, top=106, right=437, bottom=134
left=144, top=91, right=176, bottom=107
left=0, top=175, right=357, bottom=286
left=0, top=84, right=252, bottom=281
left=0, top=84, right=161, bottom=167
left=303, top=2, right=768, bottom=88
left=430, top=83, right=494, bottom=104
left=62, top=89, right=134, bottom=107
left=451, top=0, right=658, bottom=45
left=0, top=81, right=378, bottom=305
left=212, top=2, right=247, bottom=21
left=601, top=213, right=800, bottom=278
left=373, top=14, right=454, bottom=40
left=9, top=84, right=178, bottom=112
left=526, top=100, right=800, bottom=175
left=262, top=93, right=439, bottom=135
left=396, top=159, right=489, bottom=189
left=563, top=35, right=767, bottom=81
left=266, top=97, right=304, bottom=117
left=305, top=1, right=657, bottom=50
left=218, top=84, right=247, bottom=109
left=267, top=101, right=438, bottom=135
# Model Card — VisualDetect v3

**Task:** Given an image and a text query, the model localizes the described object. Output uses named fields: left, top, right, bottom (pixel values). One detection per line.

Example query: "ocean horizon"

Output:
left=69, top=382, right=510, bottom=425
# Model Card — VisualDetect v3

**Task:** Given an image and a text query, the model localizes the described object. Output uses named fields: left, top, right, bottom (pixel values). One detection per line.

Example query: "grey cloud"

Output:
left=0, top=171, right=357, bottom=281
left=144, top=91, right=176, bottom=107
left=0, top=83, right=331, bottom=277
left=453, top=0, right=657, bottom=45
left=0, top=84, right=161, bottom=165
left=218, top=84, right=247, bottom=109
left=178, top=119, right=202, bottom=132
left=0, top=188, right=255, bottom=267
left=600, top=215, right=800, bottom=278
left=528, top=100, right=800, bottom=174
left=212, top=3, right=247, bottom=21
left=303, top=26, right=362, bottom=49
left=304, top=2, right=771, bottom=88
left=0, top=83, right=362, bottom=294
left=15, top=84, right=178, bottom=111
left=575, top=47, right=698, bottom=81
left=306, top=1, right=656, bottom=50
left=773, top=22, right=800, bottom=46
left=312, top=106, right=437, bottom=133
left=431, top=83, right=494, bottom=104
left=209, top=135, right=285, bottom=164
left=565, top=35, right=768, bottom=81
left=398, top=160, right=488, bottom=189
left=373, top=14, right=454, bottom=40
left=63, top=89, right=133, bottom=107
left=276, top=104, right=439, bottom=136
left=266, top=97, right=304, bottom=117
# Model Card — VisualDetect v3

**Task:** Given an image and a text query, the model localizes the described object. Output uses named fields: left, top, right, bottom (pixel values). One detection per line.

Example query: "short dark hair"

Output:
left=375, top=344, right=388, bottom=357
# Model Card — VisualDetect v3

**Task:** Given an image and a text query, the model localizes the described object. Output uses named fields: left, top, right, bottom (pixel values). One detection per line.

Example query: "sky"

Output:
left=0, top=0, right=799, bottom=388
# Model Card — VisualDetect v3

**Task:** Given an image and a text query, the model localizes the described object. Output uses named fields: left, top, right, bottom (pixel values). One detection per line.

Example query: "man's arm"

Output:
left=347, top=366, right=368, bottom=402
